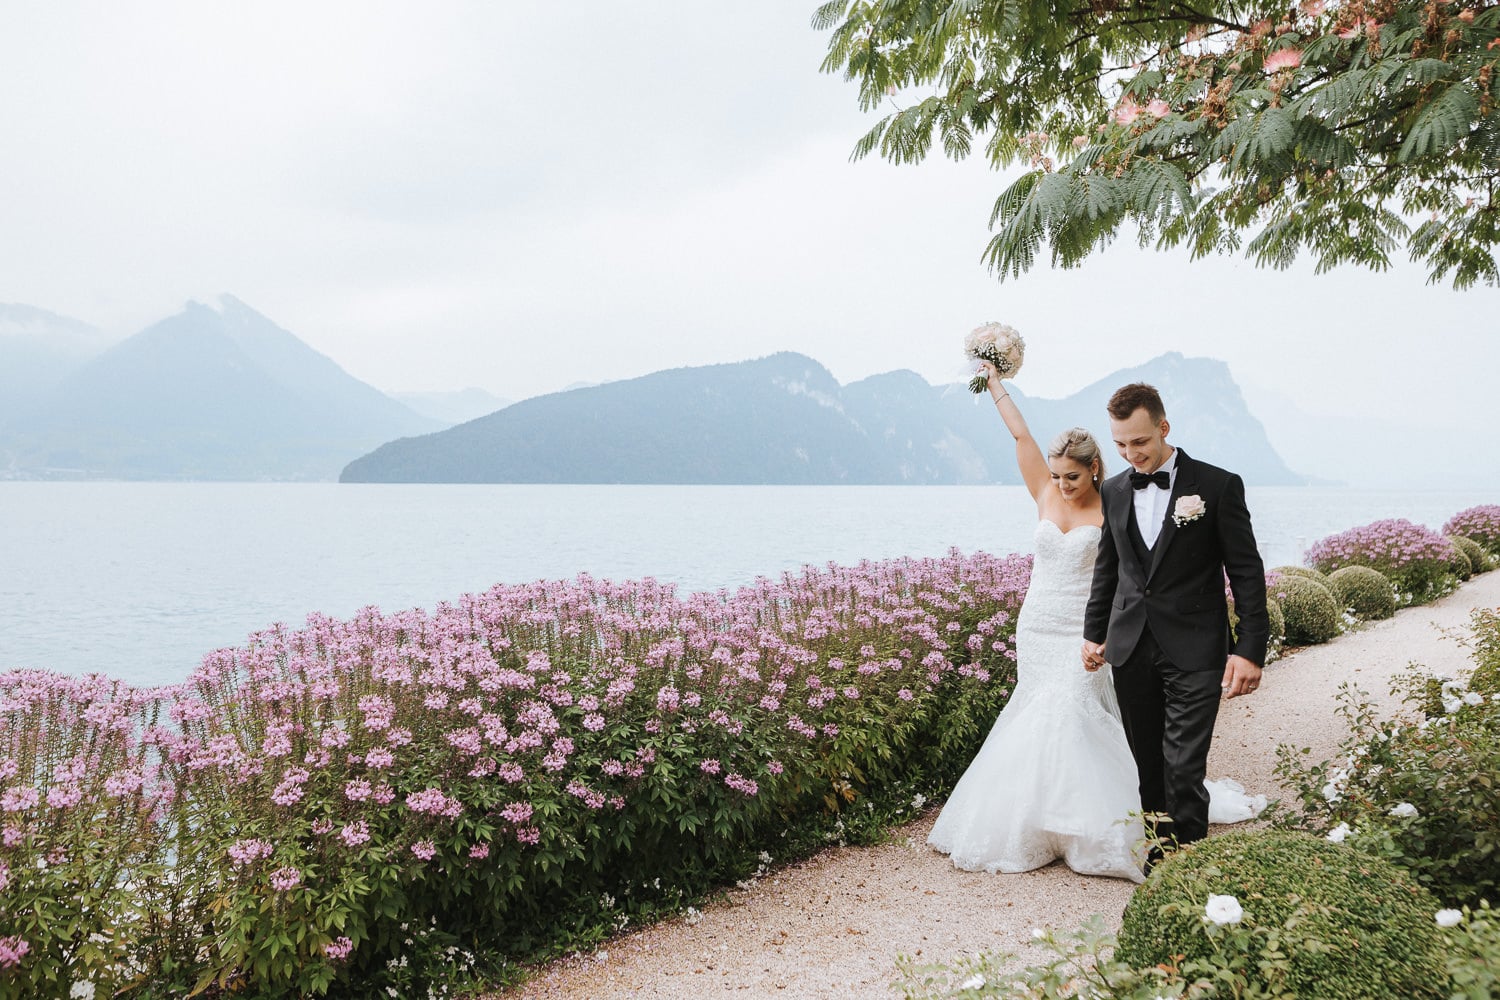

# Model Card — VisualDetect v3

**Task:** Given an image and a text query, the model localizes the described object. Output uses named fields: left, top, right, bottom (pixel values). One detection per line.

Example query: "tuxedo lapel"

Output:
left=1147, top=449, right=1196, bottom=580
left=1112, top=475, right=1146, bottom=574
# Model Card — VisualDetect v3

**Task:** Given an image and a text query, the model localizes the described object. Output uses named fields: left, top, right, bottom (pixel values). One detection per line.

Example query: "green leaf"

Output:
left=1398, top=83, right=1478, bottom=162
left=810, top=0, right=846, bottom=32
left=1238, top=108, right=1297, bottom=171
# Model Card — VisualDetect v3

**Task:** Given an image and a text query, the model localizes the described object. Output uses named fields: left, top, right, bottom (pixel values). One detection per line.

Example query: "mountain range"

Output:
left=340, top=351, right=1304, bottom=485
left=0, top=296, right=439, bottom=480
left=0, top=296, right=1303, bottom=484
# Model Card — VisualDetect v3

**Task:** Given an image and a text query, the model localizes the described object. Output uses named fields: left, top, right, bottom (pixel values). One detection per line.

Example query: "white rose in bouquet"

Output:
left=964, top=322, right=1025, bottom=394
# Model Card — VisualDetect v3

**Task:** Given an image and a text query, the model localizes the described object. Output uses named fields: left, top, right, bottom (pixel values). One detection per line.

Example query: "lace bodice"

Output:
left=1013, top=520, right=1111, bottom=707
left=1026, top=519, right=1100, bottom=609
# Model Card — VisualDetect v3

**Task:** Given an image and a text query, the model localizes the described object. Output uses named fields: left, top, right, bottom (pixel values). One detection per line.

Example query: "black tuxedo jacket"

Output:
left=1083, top=449, right=1269, bottom=671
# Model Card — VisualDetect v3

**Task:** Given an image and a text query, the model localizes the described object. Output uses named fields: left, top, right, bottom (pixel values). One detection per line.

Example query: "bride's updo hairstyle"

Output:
left=1048, top=428, right=1105, bottom=485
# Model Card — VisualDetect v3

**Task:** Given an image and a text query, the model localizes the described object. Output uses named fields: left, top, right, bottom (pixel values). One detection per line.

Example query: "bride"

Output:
left=927, top=364, right=1260, bottom=881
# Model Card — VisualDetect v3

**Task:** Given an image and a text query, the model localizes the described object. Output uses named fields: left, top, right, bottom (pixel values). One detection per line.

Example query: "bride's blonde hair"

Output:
left=1048, top=428, right=1105, bottom=485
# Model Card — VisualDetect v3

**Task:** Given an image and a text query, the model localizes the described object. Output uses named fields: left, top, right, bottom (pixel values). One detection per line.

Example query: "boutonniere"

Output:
left=1173, top=495, right=1207, bottom=526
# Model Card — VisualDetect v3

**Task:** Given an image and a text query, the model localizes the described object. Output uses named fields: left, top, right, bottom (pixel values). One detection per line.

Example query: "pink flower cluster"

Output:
left=1, top=547, right=1034, bottom=986
left=228, top=838, right=274, bottom=867
left=1306, top=518, right=1458, bottom=576
left=0, top=935, right=29, bottom=969
left=1445, top=505, right=1500, bottom=552
left=1306, top=517, right=1467, bottom=602
left=405, top=788, right=463, bottom=818
left=268, top=866, right=302, bottom=891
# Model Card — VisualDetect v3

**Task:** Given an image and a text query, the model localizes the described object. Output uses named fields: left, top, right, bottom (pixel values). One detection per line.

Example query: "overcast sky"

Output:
left=3, top=2, right=1496, bottom=484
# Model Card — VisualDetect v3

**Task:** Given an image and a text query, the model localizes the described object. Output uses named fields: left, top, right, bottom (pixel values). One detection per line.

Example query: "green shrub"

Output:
left=1310, top=700, right=1500, bottom=908
left=1227, top=594, right=1286, bottom=664
left=1272, top=564, right=1333, bottom=588
left=1118, top=829, right=1448, bottom=1000
left=1444, top=902, right=1500, bottom=1000
left=1450, top=534, right=1493, bottom=575
left=1446, top=540, right=1475, bottom=581
left=1268, top=574, right=1341, bottom=646
left=1469, top=607, right=1500, bottom=699
left=1277, top=616, right=1500, bottom=907
left=1326, top=565, right=1397, bottom=620
left=1265, top=595, right=1285, bottom=663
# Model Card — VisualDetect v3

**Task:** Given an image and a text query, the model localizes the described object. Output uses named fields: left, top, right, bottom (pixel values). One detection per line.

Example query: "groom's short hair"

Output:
left=1107, top=383, right=1166, bottom=422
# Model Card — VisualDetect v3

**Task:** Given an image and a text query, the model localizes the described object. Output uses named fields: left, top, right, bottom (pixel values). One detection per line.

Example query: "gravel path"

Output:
left=495, top=572, right=1500, bottom=1000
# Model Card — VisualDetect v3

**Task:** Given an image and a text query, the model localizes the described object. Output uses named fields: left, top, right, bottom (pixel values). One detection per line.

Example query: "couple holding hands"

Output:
left=929, top=369, right=1269, bottom=881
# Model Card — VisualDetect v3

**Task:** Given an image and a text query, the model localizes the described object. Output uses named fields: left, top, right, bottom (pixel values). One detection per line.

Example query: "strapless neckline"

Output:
left=1038, top=518, right=1102, bottom=538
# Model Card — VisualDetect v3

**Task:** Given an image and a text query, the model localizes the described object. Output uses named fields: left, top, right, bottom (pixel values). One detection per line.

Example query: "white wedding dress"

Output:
left=927, top=520, right=1264, bottom=882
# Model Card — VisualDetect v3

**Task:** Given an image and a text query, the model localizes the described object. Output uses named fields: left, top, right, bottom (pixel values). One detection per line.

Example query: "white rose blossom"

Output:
left=960, top=973, right=987, bottom=990
left=1435, top=909, right=1464, bottom=928
left=1322, top=767, right=1348, bottom=803
left=1442, top=678, right=1467, bottom=713
left=1389, top=802, right=1419, bottom=818
left=1204, top=894, right=1244, bottom=925
left=1326, top=822, right=1352, bottom=843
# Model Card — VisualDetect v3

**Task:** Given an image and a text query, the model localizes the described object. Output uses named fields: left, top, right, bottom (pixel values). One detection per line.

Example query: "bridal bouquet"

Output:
left=964, top=322, right=1025, bottom=394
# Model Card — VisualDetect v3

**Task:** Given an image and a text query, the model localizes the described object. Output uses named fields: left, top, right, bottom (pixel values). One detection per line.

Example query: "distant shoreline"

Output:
left=3, top=483, right=1492, bottom=686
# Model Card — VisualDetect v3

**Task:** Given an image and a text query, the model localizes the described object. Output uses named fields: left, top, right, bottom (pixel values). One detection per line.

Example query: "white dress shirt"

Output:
left=1133, top=449, right=1178, bottom=549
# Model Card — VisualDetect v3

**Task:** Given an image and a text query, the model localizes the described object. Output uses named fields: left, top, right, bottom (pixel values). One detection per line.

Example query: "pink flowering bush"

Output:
left=0, top=673, right=170, bottom=998
left=1445, top=505, right=1500, bottom=557
left=1305, top=519, right=1462, bottom=607
left=0, top=549, right=1029, bottom=996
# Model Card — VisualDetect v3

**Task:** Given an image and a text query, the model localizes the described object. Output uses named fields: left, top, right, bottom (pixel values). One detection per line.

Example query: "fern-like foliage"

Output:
left=816, top=0, right=1500, bottom=288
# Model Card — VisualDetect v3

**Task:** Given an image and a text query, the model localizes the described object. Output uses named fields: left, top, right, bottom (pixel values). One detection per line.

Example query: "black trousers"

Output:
left=1113, top=625, right=1222, bottom=845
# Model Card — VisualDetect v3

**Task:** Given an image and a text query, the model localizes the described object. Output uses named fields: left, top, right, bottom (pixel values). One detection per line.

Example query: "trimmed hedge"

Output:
left=1271, top=564, right=1333, bottom=588
left=1327, top=565, right=1397, bottom=621
left=1228, top=595, right=1286, bottom=665
left=1450, top=534, right=1493, bottom=574
left=1446, top=540, right=1475, bottom=581
left=1265, top=596, right=1285, bottom=663
left=1119, top=830, right=1448, bottom=1000
left=1268, top=574, right=1341, bottom=646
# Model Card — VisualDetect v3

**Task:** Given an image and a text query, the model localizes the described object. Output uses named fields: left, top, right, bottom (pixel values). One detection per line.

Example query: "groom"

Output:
left=1081, top=383, right=1269, bottom=854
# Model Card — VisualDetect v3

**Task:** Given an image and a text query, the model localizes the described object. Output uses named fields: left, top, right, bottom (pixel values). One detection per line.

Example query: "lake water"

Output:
left=1, top=483, right=1492, bottom=688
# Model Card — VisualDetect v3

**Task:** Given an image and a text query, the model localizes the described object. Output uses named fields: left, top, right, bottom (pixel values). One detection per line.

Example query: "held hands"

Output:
left=1221, top=654, right=1262, bottom=698
left=1081, top=640, right=1106, bottom=672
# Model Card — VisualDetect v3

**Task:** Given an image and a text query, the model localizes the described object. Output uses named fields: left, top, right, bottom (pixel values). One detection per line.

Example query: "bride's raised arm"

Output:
left=980, top=361, right=1051, bottom=507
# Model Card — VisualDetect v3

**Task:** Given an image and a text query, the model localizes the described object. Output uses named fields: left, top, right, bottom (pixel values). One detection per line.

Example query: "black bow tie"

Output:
left=1129, top=469, right=1171, bottom=491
